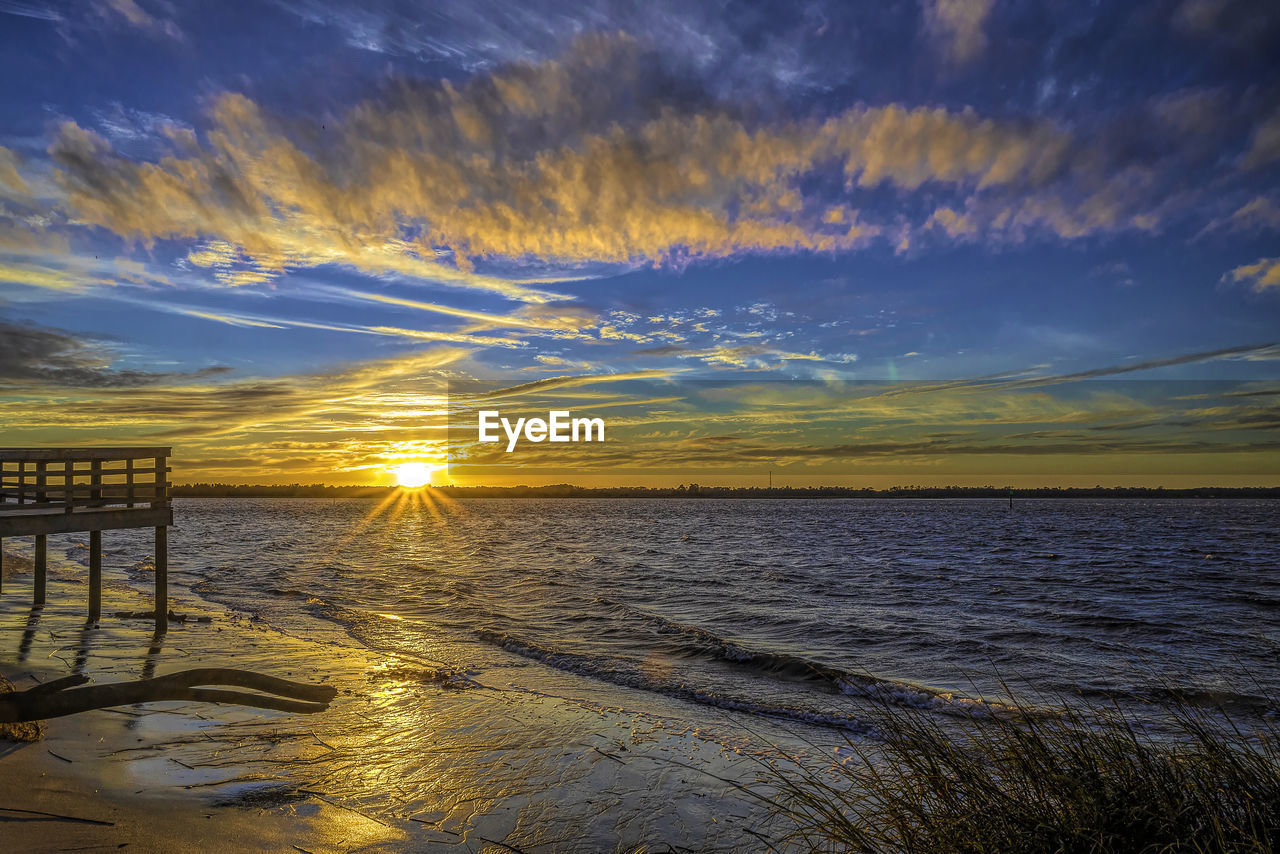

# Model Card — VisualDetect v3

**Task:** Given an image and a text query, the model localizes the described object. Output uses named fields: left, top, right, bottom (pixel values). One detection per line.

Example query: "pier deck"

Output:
left=0, top=448, right=173, bottom=630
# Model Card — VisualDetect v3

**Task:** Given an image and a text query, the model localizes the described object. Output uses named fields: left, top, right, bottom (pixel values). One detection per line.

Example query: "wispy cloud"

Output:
left=1227, top=258, right=1280, bottom=292
left=877, top=343, right=1280, bottom=398
left=1241, top=108, right=1280, bottom=170
left=322, top=286, right=597, bottom=332
left=140, top=301, right=530, bottom=348
left=921, top=0, right=995, bottom=65
left=95, top=0, right=182, bottom=40
left=451, top=369, right=683, bottom=404
left=0, top=2, right=62, bottom=22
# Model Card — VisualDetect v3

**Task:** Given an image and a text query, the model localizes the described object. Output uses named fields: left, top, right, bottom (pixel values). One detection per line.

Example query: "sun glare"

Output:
left=394, top=462, right=433, bottom=488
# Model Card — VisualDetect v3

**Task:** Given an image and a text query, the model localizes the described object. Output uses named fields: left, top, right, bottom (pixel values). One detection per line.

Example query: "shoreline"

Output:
left=9, top=494, right=1273, bottom=852
left=0, top=546, right=790, bottom=850
left=1, top=547, right=408, bottom=851
left=167, top=485, right=1280, bottom=498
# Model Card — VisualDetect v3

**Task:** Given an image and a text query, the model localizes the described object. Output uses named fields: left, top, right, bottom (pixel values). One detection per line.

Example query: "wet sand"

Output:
left=0, top=548, right=795, bottom=851
left=1, top=550, right=406, bottom=852
left=0, top=718, right=405, bottom=853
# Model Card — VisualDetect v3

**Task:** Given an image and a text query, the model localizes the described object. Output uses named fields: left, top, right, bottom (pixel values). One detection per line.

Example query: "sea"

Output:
left=4, top=496, right=1278, bottom=848
left=177, top=497, right=1280, bottom=719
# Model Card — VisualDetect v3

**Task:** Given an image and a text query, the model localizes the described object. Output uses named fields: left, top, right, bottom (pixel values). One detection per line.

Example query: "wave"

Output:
left=600, top=601, right=1015, bottom=718
left=1076, top=683, right=1277, bottom=717
left=472, top=628, right=875, bottom=732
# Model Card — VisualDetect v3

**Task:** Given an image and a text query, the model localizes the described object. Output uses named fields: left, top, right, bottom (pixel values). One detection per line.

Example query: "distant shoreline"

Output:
left=169, top=484, right=1280, bottom=499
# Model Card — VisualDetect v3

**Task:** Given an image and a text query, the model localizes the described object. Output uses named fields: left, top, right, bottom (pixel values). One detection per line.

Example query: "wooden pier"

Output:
left=0, top=448, right=173, bottom=631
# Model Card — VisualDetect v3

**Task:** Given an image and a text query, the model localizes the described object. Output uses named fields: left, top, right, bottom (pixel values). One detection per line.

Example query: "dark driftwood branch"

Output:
left=0, top=668, right=337, bottom=723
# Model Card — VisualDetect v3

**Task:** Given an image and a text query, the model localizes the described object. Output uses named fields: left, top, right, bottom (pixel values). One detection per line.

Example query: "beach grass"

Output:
left=767, top=686, right=1280, bottom=853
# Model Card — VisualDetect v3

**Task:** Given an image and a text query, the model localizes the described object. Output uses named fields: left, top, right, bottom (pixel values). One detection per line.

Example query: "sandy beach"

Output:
left=0, top=714, right=407, bottom=853
left=0, top=544, right=789, bottom=851
left=1, top=549, right=406, bottom=852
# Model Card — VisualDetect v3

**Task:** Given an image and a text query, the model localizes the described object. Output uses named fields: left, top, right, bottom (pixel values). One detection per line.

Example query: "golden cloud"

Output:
left=0, top=146, right=30, bottom=199
left=44, top=35, right=1126, bottom=286
left=1229, top=257, right=1280, bottom=291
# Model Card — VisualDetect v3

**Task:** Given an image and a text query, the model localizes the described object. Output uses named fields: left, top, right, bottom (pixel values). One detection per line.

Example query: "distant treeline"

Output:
left=171, top=483, right=1280, bottom=499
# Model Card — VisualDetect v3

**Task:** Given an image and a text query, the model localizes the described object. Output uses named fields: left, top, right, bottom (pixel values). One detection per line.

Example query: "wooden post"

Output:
left=63, top=461, right=74, bottom=513
left=126, top=458, right=134, bottom=507
left=89, top=530, right=102, bottom=622
left=89, top=459, right=101, bottom=618
left=154, top=454, right=167, bottom=631
left=34, top=460, right=47, bottom=606
left=1, top=540, right=4, bottom=595
left=34, top=534, right=46, bottom=606
left=154, top=525, right=167, bottom=631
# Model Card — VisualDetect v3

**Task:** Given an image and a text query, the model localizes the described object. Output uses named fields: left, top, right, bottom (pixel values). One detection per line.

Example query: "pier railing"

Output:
left=0, top=447, right=170, bottom=512
left=0, top=447, right=173, bottom=630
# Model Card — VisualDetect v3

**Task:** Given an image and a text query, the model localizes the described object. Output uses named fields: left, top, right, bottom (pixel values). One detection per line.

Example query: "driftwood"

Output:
left=0, top=669, right=337, bottom=723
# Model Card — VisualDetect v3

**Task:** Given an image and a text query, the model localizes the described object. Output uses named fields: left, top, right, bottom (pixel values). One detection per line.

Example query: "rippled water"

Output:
left=4, top=496, right=1278, bottom=847
left=167, top=497, right=1280, bottom=726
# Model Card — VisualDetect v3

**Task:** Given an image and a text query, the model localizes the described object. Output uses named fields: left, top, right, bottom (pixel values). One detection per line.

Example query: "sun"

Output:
left=393, top=462, right=434, bottom=488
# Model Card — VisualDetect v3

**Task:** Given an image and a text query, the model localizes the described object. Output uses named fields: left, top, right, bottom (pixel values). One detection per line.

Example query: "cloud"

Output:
left=451, top=369, right=681, bottom=403
left=1241, top=109, right=1280, bottom=171
left=521, top=354, right=596, bottom=372
left=922, top=0, right=995, bottom=64
left=631, top=344, right=690, bottom=358
left=997, top=343, right=1280, bottom=385
left=0, top=262, right=82, bottom=291
left=925, top=206, right=978, bottom=238
left=647, top=343, right=850, bottom=370
left=1149, top=87, right=1226, bottom=136
left=273, top=0, right=882, bottom=97
left=95, top=0, right=182, bottom=40
left=448, top=375, right=1280, bottom=476
left=140, top=301, right=530, bottom=347
left=884, top=343, right=1280, bottom=398
left=0, top=2, right=62, bottom=22
left=43, top=34, right=1151, bottom=288
left=324, top=287, right=598, bottom=333
left=1174, top=0, right=1280, bottom=49
left=90, top=103, right=192, bottom=149
left=0, top=346, right=471, bottom=470
left=0, top=146, right=30, bottom=199
left=1227, top=257, right=1280, bottom=292
left=0, top=317, right=231, bottom=387
left=0, top=245, right=174, bottom=294
left=49, top=117, right=573, bottom=302
left=1206, top=196, right=1280, bottom=233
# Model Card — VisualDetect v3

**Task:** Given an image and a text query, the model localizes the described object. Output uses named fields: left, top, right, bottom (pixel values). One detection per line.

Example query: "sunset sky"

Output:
left=1, top=0, right=1278, bottom=486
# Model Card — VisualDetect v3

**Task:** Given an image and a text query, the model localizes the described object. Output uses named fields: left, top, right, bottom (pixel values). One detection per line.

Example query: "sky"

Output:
left=1, top=0, right=1278, bottom=486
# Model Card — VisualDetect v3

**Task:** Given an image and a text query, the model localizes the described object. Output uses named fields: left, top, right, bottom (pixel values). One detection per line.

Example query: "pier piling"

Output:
left=154, top=525, right=167, bottom=630
left=89, top=530, right=102, bottom=622
left=34, top=534, right=46, bottom=606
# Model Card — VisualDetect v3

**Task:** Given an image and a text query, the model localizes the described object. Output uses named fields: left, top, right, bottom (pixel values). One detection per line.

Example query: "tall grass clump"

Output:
left=769, top=689, right=1280, bottom=853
